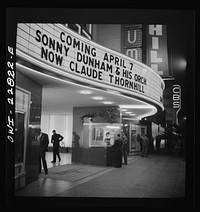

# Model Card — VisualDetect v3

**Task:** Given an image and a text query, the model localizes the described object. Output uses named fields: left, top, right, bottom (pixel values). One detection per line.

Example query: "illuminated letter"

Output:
left=173, top=87, right=180, bottom=94
left=151, top=51, right=162, bottom=63
left=149, top=25, right=162, bottom=36
left=126, top=49, right=138, bottom=61
left=127, top=30, right=136, bottom=44
left=152, top=37, right=159, bottom=49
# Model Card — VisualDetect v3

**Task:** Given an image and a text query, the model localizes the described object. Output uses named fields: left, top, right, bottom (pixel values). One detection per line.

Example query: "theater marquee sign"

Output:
left=16, top=23, right=164, bottom=109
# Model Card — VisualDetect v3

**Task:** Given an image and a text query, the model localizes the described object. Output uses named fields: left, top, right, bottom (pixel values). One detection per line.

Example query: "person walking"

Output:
left=122, top=133, right=128, bottom=165
left=141, top=134, right=149, bottom=157
left=51, top=130, right=64, bottom=163
left=112, top=134, right=123, bottom=168
left=38, top=129, right=49, bottom=175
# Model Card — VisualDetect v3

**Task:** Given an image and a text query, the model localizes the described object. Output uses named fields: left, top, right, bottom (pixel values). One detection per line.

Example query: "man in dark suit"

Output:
left=38, top=129, right=49, bottom=175
left=112, top=134, right=123, bottom=168
left=141, top=134, right=149, bottom=157
left=122, top=133, right=128, bottom=165
left=51, top=130, right=64, bottom=163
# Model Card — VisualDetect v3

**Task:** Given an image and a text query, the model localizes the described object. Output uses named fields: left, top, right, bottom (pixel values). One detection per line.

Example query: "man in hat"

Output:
left=38, top=128, right=49, bottom=174
left=51, top=130, right=64, bottom=163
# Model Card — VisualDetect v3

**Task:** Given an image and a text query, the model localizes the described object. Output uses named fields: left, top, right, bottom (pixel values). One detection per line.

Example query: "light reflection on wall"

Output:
left=173, top=57, right=187, bottom=71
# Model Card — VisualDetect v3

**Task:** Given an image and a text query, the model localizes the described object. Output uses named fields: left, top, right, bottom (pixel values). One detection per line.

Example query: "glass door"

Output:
left=130, top=124, right=147, bottom=154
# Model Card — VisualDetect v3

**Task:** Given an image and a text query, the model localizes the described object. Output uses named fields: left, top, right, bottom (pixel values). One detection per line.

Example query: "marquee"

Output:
left=16, top=23, right=165, bottom=110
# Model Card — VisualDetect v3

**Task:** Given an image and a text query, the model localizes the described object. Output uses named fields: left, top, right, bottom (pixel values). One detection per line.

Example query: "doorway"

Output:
left=129, top=124, right=147, bottom=154
left=15, top=87, right=30, bottom=190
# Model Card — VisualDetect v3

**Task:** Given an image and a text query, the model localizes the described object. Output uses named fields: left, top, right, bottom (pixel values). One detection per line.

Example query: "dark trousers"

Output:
left=72, top=147, right=81, bottom=162
left=123, top=148, right=128, bottom=164
left=53, top=148, right=61, bottom=162
left=113, top=148, right=122, bottom=168
left=39, top=150, right=48, bottom=173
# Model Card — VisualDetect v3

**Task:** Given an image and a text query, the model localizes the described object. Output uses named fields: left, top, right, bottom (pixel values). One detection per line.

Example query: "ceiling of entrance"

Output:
left=17, top=63, right=157, bottom=119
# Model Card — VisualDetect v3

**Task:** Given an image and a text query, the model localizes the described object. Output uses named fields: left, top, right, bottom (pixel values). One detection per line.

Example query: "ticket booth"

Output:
left=72, top=106, right=121, bottom=166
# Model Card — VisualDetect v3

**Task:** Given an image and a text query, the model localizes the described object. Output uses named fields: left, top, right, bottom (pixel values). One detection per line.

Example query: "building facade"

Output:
left=92, top=24, right=169, bottom=153
left=15, top=23, right=165, bottom=190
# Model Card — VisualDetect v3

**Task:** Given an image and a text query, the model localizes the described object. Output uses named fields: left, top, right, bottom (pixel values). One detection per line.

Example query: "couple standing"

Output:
left=112, top=133, right=128, bottom=168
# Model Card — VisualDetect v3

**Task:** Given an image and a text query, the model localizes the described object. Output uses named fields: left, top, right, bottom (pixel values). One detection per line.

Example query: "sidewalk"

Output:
left=56, top=153, right=185, bottom=198
left=15, top=150, right=186, bottom=207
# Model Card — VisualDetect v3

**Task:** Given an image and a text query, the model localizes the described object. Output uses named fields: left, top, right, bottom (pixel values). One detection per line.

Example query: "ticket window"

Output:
left=83, top=123, right=121, bottom=148
left=15, top=87, right=30, bottom=190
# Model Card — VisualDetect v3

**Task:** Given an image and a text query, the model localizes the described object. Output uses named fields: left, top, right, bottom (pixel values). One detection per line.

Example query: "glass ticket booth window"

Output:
left=83, top=123, right=121, bottom=148
left=80, top=123, right=122, bottom=166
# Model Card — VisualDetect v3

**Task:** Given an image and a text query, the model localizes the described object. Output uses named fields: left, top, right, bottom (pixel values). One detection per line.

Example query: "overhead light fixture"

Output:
left=92, top=96, right=104, bottom=100
left=102, top=101, right=113, bottom=105
left=129, top=113, right=136, bottom=116
left=79, top=90, right=92, bottom=95
left=121, top=109, right=127, bottom=112
left=125, top=111, right=132, bottom=114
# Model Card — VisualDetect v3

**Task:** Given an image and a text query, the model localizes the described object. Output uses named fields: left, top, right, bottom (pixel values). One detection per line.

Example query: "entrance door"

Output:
left=15, top=112, right=25, bottom=164
left=129, top=124, right=147, bottom=154
left=15, top=87, right=30, bottom=190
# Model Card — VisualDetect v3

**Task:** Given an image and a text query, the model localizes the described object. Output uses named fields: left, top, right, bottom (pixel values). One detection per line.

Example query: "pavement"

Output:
left=14, top=149, right=187, bottom=207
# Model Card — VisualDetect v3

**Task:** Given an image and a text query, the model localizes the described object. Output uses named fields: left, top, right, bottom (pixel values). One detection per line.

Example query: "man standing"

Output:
left=51, top=130, right=64, bottom=163
left=122, top=133, right=128, bottom=165
left=38, top=129, right=49, bottom=175
left=72, top=131, right=80, bottom=148
left=112, top=134, right=123, bottom=168
left=156, top=134, right=161, bottom=152
left=72, top=131, right=81, bottom=162
left=141, top=134, right=149, bottom=157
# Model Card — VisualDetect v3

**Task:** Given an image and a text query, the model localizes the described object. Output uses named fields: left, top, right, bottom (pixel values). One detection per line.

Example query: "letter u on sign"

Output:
left=127, top=30, right=137, bottom=44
